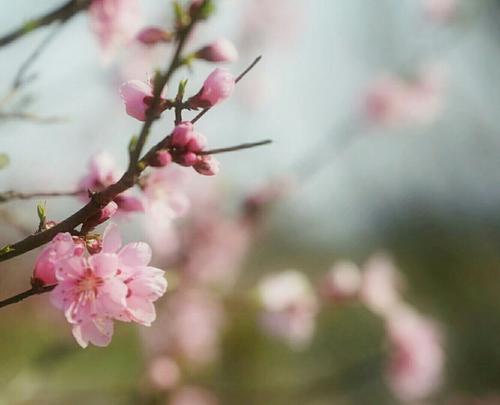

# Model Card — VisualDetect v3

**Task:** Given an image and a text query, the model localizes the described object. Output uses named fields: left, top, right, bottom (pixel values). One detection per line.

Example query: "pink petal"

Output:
left=118, top=242, right=152, bottom=267
left=127, top=266, right=167, bottom=300
left=89, top=253, right=119, bottom=278
left=72, top=318, right=114, bottom=348
left=98, top=278, right=128, bottom=316
left=126, top=296, right=156, bottom=326
left=55, top=256, right=87, bottom=281
left=102, top=223, right=122, bottom=253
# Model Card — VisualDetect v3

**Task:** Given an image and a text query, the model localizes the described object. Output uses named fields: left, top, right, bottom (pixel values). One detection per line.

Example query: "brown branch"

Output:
left=191, top=55, right=262, bottom=124
left=0, top=189, right=84, bottom=204
left=199, top=139, right=272, bottom=155
left=0, top=0, right=91, bottom=48
left=0, top=285, right=55, bottom=309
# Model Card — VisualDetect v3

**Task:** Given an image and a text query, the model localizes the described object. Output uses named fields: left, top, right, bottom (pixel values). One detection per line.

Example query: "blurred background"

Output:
left=0, top=0, right=500, bottom=404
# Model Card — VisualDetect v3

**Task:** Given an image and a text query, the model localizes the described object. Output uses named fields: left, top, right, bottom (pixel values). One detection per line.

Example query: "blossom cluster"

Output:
left=33, top=224, right=166, bottom=348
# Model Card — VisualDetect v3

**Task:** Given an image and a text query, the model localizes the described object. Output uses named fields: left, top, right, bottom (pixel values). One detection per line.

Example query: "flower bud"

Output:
left=171, top=122, right=195, bottom=147
left=150, top=150, right=173, bottom=167
left=196, top=38, right=238, bottom=63
left=177, top=152, right=198, bottom=167
left=137, top=27, right=172, bottom=46
left=186, top=132, right=207, bottom=153
left=188, top=68, right=235, bottom=108
left=194, top=155, right=219, bottom=176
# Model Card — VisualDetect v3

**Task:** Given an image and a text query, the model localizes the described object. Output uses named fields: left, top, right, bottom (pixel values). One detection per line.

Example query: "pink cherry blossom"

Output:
left=50, top=254, right=128, bottom=347
left=89, top=0, right=142, bottom=63
left=100, top=224, right=167, bottom=326
left=120, top=80, right=154, bottom=121
left=385, top=306, right=444, bottom=402
left=321, top=261, right=362, bottom=303
left=359, top=253, right=403, bottom=316
left=189, top=68, right=235, bottom=108
left=196, top=38, right=239, bottom=63
left=33, top=233, right=85, bottom=285
left=170, top=386, right=219, bottom=405
left=257, top=270, right=319, bottom=349
left=49, top=224, right=167, bottom=347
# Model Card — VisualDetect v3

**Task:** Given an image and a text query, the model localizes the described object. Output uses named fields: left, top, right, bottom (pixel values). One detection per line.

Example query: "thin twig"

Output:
left=191, top=56, right=262, bottom=124
left=12, top=25, right=63, bottom=91
left=0, top=0, right=91, bottom=48
left=0, top=189, right=84, bottom=204
left=199, top=139, right=272, bottom=155
left=0, top=111, right=67, bottom=124
left=0, top=285, right=55, bottom=309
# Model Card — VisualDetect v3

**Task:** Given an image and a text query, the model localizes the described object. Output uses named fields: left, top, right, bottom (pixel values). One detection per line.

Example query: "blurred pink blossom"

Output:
left=89, top=0, right=142, bottom=63
left=196, top=38, right=239, bottom=63
left=141, top=167, right=190, bottom=257
left=359, top=253, right=403, bottom=316
left=33, top=233, right=85, bottom=285
left=136, top=27, right=172, bottom=46
left=258, top=270, right=319, bottom=349
left=364, top=66, right=446, bottom=127
left=144, top=288, right=225, bottom=367
left=179, top=214, right=251, bottom=289
left=321, top=261, right=362, bottom=303
left=79, top=152, right=144, bottom=214
left=170, top=386, right=218, bottom=405
left=148, top=355, right=181, bottom=390
left=423, top=0, right=458, bottom=22
left=385, top=306, right=444, bottom=402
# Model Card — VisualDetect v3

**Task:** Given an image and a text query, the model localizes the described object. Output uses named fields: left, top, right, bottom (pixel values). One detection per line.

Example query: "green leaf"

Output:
left=0, top=245, right=14, bottom=256
left=198, top=0, right=215, bottom=19
left=128, top=135, right=138, bottom=154
left=37, top=203, right=46, bottom=223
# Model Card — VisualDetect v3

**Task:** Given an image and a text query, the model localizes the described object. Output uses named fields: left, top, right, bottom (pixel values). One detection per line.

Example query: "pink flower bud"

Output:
left=178, top=152, right=198, bottom=167
left=171, top=122, right=195, bottom=147
left=137, top=27, right=172, bottom=46
left=120, top=80, right=155, bottom=121
left=186, top=132, right=207, bottom=153
left=196, top=38, right=238, bottom=63
left=33, top=233, right=84, bottom=285
left=99, top=201, right=118, bottom=222
left=86, top=237, right=102, bottom=255
left=189, top=68, right=235, bottom=108
left=194, top=155, right=220, bottom=176
left=150, top=150, right=173, bottom=167
left=114, top=194, right=145, bottom=213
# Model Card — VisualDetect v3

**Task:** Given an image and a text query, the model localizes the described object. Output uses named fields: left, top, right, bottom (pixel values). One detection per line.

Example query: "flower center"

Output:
left=77, top=268, right=104, bottom=294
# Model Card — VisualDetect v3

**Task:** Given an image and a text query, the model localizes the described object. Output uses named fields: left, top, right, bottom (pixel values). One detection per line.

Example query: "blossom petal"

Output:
left=89, top=253, right=119, bottom=278
left=102, top=223, right=122, bottom=253
left=126, top=296, right=156, bottom=326
left=55, top=256, right=86, bottom=281
left=119, top=242, right=152, bottom=267
left=72, top=318, right=114, bottom=348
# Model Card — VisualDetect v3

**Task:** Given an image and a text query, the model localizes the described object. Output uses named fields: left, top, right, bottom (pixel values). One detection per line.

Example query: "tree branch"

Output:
left=0, top=189, right=84, bottom=204
left=199, top=139, right=272, bottom=155
left=0, top=0, right=91, bottom=48
left=0, top=285, right=55, bottom=309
